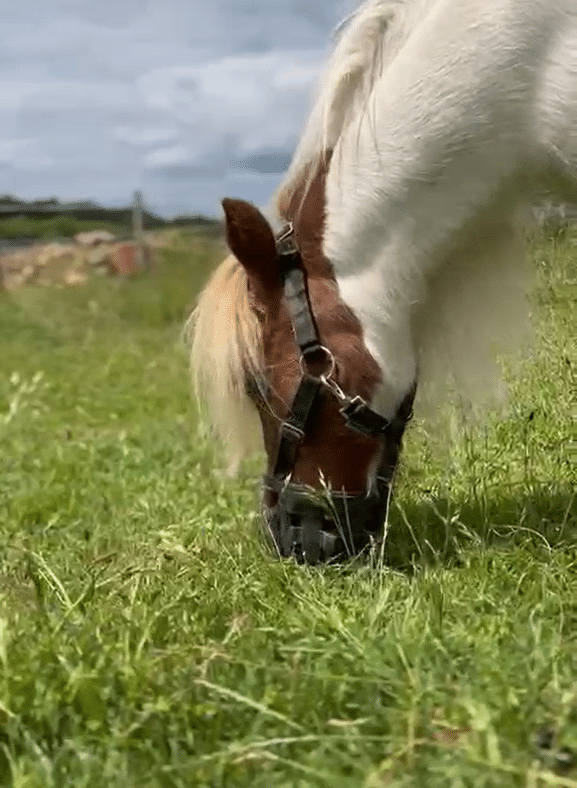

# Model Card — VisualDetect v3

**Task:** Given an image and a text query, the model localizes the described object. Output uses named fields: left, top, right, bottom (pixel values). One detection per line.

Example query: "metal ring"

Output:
left=299, top=345, right=335, bottom=379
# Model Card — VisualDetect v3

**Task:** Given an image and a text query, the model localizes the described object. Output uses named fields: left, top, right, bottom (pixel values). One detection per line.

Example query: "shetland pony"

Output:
left=188, top=0, right=576, bottom=559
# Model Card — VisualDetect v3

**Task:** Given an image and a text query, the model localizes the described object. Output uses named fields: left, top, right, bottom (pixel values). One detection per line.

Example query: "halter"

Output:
left=258, top=223, right=416, bottom=564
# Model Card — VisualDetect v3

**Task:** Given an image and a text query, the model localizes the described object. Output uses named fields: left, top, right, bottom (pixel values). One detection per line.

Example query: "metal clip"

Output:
left=319, top=373, right=347, bottom=404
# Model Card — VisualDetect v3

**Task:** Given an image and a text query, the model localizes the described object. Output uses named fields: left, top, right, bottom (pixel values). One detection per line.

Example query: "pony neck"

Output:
left=320, top=155, right=422, bottom=419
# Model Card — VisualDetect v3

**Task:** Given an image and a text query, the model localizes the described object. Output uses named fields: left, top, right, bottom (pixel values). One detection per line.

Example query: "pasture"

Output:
left=0, top=227, right=574, bottom=787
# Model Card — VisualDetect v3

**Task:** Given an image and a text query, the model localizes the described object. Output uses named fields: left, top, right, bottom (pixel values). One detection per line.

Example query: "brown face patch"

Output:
left=249, top=154, right=384, bottom=492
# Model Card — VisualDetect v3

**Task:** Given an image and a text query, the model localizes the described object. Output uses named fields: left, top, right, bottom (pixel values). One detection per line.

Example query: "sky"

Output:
left=2, top=0, right=353, bottom=218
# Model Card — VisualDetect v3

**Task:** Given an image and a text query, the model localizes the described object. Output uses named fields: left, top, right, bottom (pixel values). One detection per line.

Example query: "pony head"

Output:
left=190, top=160, right=415, bottom=563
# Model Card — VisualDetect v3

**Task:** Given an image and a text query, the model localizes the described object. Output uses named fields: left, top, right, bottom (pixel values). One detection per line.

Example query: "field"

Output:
left=0, top=227, right=574, bottom=787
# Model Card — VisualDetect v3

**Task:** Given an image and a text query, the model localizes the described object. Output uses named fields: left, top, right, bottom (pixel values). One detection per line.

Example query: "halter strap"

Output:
left=270, top=374, right=322, bottom=482
left=261, top=223, right=416, bottom=562
left=276, top=223, right=323, bottom=358
left=267, top=224, right=414, bottom=486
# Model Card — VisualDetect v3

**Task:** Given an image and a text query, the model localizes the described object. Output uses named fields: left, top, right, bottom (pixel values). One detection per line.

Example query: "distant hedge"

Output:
left=0, top=196, right=220, bottom=239
left=0, top=216, right=131, bottom=240
left=0, top=214, right=220, bottom=240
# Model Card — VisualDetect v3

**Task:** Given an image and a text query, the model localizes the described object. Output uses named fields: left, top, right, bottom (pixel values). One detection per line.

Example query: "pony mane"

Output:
left=273, top=0, right=411, bottom=216
left=186, top=253, right=263, bottom=473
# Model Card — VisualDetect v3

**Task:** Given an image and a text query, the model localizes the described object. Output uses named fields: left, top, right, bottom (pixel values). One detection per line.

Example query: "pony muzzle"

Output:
left=261, top=478, right=388, bottom=564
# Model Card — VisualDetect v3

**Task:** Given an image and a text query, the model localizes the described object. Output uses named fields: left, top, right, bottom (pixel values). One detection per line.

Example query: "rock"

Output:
left=64, top=270, right=88, bottom=286
left=36, top=242, right=76, bottom=266
left=85, top=245, right=113, bottom=267
left=74, top=230, right=116, bottom=246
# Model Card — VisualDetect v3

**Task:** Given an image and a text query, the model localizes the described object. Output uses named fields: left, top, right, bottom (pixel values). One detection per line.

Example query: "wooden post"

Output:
left=132, top=189, right=146, bottom=270
left=0, top=242, right=5, bottom=291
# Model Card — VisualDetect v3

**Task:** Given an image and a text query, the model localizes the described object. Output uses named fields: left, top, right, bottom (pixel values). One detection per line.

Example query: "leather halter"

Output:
left=258, top=223, right=415, bottom=564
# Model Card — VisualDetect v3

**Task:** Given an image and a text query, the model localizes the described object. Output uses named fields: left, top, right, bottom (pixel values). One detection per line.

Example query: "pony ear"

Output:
left=221, top=198, right=279, bottom=299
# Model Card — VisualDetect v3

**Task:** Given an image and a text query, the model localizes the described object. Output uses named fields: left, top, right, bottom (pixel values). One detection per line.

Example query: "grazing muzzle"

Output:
left=257, top=224, right=415, bottom=565
left=263, top=480, right=390, bottom=564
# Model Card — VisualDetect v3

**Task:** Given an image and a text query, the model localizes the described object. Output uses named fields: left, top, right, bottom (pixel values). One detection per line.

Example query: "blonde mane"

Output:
left=186, top=254, right=263, bottom=473
left=274, top=0, right=409, bottom=213
left=188, top=0, right=408, bottom=468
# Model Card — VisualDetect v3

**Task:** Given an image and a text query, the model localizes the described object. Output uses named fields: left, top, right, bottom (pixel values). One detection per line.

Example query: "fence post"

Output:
left=132, top=189, right=146, bottom=271
left=0, top=242, right=5, bottom=290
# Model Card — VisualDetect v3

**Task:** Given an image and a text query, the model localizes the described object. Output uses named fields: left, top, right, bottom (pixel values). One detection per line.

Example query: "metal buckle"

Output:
left=340, top=397, right=390, bottom=436
left=342, top=395, right=367, bottom=413
left=280, top=420, right=305, bottom=442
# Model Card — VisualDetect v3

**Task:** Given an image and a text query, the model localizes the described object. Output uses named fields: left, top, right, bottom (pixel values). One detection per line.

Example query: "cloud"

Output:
left=233, top=150, right=294, bottom=174
left=0, top=139, right=36, bottom=166
left=0, top=82, right=42, bottom=111
left=0, top=0, right=347, bottom=216
left=137, top=50, right=322, bottom=166
left=55, top=0, right=148, bottom=29
left=113, top=126, right=180, bottom=148
left=0, top=137, right=57, bottom=171
left=144, top=145, right=193, bottom=168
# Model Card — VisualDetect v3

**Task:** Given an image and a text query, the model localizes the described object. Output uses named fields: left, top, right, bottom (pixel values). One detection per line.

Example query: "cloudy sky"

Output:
left=2, top=0, right=353, bottom=218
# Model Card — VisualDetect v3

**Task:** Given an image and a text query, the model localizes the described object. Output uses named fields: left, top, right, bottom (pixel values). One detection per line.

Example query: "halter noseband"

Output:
left=258, top=223, right=415, bottom=564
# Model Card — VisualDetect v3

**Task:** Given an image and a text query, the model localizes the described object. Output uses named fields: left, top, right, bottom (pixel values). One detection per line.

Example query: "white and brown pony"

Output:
left=189, top=0, right=576, bottom=562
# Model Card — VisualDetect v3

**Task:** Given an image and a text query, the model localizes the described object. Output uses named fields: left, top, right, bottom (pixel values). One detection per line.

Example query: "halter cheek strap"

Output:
left=270, top=374, right=322, bottom=483
left=276, top=223, right=324, bottom=358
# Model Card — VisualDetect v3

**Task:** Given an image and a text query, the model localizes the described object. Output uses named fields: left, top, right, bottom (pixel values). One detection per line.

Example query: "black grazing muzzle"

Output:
left=256, top=223, right=416, bottom=565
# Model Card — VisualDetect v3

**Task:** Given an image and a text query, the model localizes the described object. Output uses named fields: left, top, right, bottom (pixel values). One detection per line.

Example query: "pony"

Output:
left=189, top=0, right=576, bottom=562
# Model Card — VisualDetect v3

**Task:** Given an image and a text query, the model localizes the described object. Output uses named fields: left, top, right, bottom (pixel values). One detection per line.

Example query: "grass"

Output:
left=0, top=228, right=574, bottom=787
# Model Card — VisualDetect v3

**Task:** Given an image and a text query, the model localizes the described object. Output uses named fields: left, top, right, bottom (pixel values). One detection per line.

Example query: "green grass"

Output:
left=0, top=229, right=574, bottom=787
